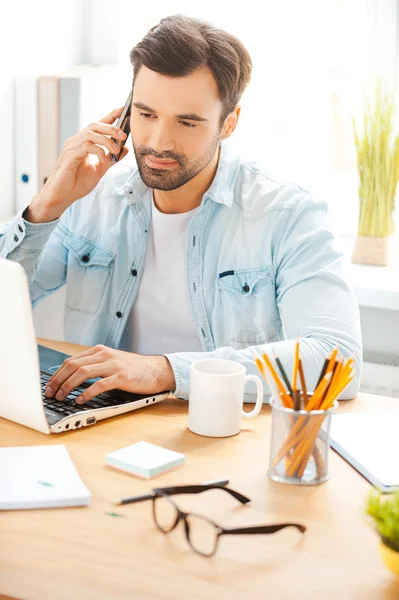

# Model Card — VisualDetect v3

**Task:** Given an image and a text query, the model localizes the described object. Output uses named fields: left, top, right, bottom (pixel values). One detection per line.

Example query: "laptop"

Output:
left=0, top=258, right=171, bottom=434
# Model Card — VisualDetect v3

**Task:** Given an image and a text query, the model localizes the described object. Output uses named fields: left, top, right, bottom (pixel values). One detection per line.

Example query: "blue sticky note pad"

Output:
left=105, top=441, right=185, bottom=479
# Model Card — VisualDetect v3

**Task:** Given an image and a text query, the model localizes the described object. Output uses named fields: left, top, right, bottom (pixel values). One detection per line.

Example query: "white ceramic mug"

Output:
left=188, top=359, right=264, bottom=438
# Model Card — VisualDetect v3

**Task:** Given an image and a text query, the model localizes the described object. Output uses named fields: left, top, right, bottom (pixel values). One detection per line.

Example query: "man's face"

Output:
left=130, top=66, right=224, bottom=191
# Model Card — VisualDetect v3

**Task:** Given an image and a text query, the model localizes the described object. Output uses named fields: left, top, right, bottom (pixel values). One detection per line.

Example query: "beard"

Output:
left=132, top=134, right=221, bottom=191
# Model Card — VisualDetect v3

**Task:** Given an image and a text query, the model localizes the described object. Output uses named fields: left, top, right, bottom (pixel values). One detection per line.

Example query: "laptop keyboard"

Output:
left=40, top=371, right=134, bottom=418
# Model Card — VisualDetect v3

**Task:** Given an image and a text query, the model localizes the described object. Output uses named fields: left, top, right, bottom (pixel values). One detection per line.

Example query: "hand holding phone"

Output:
left=23, top=101, right=131, bottom=224
left=110, top=91, right=132, bottom=163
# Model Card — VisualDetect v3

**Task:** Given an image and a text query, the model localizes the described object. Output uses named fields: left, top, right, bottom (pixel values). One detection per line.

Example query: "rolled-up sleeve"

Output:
left=0, top=209, right=69, bottom=305
left=165, top=193, right=362, bottom=401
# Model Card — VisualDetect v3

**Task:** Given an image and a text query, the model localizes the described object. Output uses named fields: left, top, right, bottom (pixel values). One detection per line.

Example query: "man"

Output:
left=0, top=15, right=362, bottom=405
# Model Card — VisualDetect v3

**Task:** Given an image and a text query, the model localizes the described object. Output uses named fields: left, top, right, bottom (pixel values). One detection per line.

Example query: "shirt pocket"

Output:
left=63, top=234, right=116, bottom=314
left=218, top=267, right=280, bottom=349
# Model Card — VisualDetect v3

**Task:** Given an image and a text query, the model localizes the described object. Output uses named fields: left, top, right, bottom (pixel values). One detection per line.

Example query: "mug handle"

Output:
left=241, top=375, right=264, bottom=419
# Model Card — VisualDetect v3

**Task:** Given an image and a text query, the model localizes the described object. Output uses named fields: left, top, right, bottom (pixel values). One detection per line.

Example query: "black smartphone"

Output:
left=110, top=91, right=132, bottom=163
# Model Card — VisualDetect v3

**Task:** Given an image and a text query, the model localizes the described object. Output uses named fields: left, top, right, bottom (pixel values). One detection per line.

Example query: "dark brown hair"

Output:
left=129, top=14, right=252, bottom=127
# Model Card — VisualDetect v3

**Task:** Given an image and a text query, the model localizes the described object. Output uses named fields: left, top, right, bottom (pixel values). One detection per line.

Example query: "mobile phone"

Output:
left=110, top=91, right=132, bottom=163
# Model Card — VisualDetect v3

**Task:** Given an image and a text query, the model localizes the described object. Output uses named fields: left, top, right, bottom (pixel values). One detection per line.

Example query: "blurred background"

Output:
left=1, top=0, right=398, bottom=396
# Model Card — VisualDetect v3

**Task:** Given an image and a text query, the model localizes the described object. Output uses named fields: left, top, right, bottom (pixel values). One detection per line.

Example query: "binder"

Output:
left=59, top=64, right=128, bottom=154
left=38, top=74, right=60, bottom=191
left=14, top=77, right=40, bottom=212
left=15, top=64, right=131, bottom=213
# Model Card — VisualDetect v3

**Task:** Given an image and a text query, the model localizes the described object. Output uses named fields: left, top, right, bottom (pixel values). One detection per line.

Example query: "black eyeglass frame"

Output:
left=119, top=481, right=306, bottom=557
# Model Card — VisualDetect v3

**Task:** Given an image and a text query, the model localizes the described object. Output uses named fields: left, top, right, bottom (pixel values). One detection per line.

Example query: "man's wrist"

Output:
left=23, top=194, right=62, bottom=224
left=157, top=356, right=176, bottom=392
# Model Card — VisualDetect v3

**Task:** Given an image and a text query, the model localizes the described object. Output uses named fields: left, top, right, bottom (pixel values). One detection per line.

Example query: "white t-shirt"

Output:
left=119, top=193, right=203, bottom=355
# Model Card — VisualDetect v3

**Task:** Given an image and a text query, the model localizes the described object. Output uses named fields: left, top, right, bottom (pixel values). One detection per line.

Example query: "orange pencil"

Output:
left=322, top=357, right=353, bottom=408
left=321, top=374, right=354, bottom=410
left=306, top=372, right=332, bottom=411
left=255, top=356, right=289, bottom=408
left=298, top=358, right=307, bottom=404
left=262, top=353, right=293, bottom=409
left=291, top=337, right=300, bottom=392
left=324, top=347, right=339, bottom=379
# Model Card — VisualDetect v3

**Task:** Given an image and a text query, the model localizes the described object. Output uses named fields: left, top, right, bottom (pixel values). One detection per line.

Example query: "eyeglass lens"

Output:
left=185, top=513, right=219, bottom=556
left=152, top=494, right=179, bottom=533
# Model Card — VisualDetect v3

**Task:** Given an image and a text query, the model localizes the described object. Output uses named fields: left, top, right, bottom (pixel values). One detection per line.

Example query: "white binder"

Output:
left=14, top=64, right=130, bottom=214
left=59, top=64, right=129, bottom=154
left=14, top=77, right=40, bottom=212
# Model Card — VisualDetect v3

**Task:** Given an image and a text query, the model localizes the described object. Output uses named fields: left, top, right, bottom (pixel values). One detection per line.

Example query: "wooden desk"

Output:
left=1, top=339, right=399, bottom=600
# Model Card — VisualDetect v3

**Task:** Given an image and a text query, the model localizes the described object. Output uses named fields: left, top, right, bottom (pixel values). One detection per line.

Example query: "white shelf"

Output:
left=339, top=236, right=399, bottom=312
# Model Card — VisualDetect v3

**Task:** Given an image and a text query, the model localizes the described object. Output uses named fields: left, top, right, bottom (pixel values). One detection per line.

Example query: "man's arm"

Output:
left=0, top=205, right=69, bottom=306
left=165, top=193, right=362, bottom=401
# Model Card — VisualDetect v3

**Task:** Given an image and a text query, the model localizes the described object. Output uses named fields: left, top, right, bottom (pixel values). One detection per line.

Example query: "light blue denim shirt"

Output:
left=0, top=143, right=362, bottom=400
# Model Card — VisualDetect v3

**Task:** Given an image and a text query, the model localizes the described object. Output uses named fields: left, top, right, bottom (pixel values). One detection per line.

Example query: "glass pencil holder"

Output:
left=267, top=395, right=338, bottom=486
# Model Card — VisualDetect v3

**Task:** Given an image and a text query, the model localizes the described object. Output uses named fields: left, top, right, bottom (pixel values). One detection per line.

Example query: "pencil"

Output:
left=321, top=358, right=354, bottom=408
left=322, top=357, right=340, bottom=402
left=305, top=372, right=333, bottom=411
left=292, top=391, right=301, bottom=411
left=262, top=353, right=293, bottom=409
left=255, top=357, right=286, bottom=408
left=273, top=351, right=293, bottom=396
left=298, top=358, right=307, bottom=403
left=308, top=348, right=337, bottom=409
left=324, top=348, right=339, bottom=379
left=324, top=358, right=342, bottom=401
left=291, top=337, right=300, bottom=392
left=315, top=353, right=330, bottom=388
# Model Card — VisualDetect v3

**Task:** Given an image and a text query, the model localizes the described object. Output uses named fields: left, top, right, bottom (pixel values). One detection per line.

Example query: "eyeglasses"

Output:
left=117, top=479, right=306, bottom=557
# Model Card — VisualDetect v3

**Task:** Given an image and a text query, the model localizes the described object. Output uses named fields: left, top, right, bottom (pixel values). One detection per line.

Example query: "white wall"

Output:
left=0, top=0, right=85, bottom=222
left=360, top=307, right=399, bottom=358
left=0, top=0, right=88, bottom=339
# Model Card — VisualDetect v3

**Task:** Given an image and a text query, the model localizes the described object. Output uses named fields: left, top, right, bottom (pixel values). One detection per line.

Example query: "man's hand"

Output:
left=44, top=345, right=176, bottom=404
left=25, top=106, right=130, bottom=224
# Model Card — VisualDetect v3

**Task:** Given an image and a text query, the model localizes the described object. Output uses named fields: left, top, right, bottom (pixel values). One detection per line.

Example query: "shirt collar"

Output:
left=121, top=142, right=240, bottom=209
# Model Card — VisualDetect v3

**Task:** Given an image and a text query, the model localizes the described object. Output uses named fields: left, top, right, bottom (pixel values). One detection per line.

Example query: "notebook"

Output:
left=0, top=445, right=90, bottom=509
left=329, top=410, right=399, bottom=492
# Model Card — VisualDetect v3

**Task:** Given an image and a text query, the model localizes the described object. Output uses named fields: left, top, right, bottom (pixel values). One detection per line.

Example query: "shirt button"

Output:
left=131, top=269, right=137, bottom=276
left=81, top=255, right=90, bottom=263
left=116, top=311, right=123, bottom=318
left=14, top=234, right=19, bottom=242
left=242, top=284, right=250, bottom=293
left=18, top=224, right=23, bottom=233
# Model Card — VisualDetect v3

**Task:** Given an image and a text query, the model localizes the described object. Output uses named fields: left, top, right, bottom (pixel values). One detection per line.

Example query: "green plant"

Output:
left=352, top=78, right=399, bottom=237
left=366, top=490, right=399, bottom=552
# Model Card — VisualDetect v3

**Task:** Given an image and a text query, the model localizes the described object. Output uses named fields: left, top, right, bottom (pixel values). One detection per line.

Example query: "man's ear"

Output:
left=220, top=105, right=241, bottom=140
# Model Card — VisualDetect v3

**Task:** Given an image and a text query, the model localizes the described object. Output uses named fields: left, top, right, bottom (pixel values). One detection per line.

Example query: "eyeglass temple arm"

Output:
left=117, top=480, right=231, bottom=506
left=117, top=480, right=250, bottom=506
left=117, top=492, right=156, bottom=505
left=220, top=523, right=307, bottom=536
left=155, top=484, right=251, bottom=505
